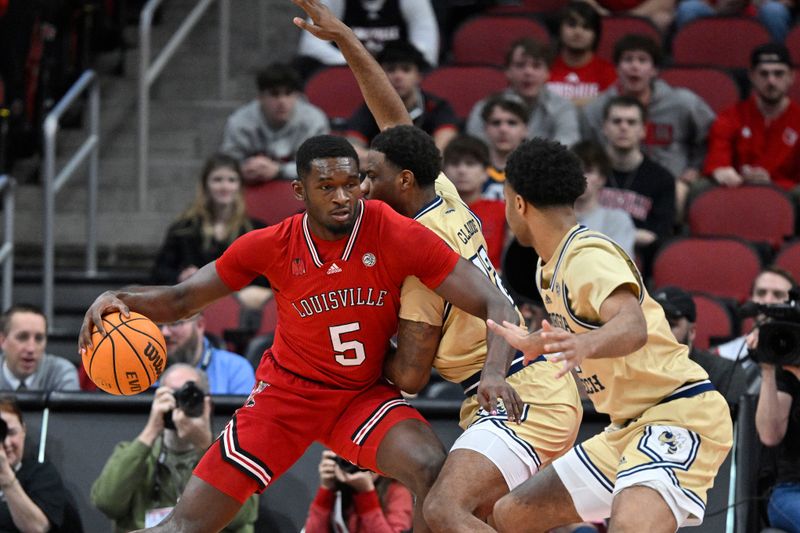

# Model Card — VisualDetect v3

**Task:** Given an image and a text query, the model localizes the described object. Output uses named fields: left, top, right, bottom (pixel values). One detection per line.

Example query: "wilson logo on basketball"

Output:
left=125, top=372, right=143, bottom=393
left=144, top=342, right=165, bottom=374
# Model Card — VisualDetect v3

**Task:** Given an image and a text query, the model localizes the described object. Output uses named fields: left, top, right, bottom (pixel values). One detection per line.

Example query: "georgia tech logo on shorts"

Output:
left=362, top=253, right=376, bottom=267
left=658, top=429, right=683, bottom=455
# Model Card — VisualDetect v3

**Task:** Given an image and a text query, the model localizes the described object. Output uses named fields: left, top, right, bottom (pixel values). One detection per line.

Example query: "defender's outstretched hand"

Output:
left=539, top=320, right=589, bottom=378
left=292, top=0, right=350, bottom=42
left=486, top=319, right=545, bottom=364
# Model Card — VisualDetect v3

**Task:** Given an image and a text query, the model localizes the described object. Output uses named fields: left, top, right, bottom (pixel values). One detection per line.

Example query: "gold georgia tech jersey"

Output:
left=398, top=175, right=524, bottom=383
left=538, top=225, right=709, bottom=425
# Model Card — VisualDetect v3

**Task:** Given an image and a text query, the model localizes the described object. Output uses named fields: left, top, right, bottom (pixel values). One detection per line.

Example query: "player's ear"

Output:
left=398, top=169, right=414, bottom=191
left=514, top=192, right=527, bottom=215
left=291, top=179, right=305, bottom=201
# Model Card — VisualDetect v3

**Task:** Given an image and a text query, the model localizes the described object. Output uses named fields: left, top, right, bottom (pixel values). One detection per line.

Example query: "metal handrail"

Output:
left=0, top=175, right=15, bottom=311
left=138, top=0, right=230, bottom=211
left=43, top=69, right=100, bottom=325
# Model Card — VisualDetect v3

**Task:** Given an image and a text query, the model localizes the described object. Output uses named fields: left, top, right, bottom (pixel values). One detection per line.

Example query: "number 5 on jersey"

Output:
left=329, top=323, right=366, bottom=366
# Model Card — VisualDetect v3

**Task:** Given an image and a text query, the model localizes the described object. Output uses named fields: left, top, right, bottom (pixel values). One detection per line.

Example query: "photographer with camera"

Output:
left=303, top=449, right=412, bottom=533
left=0, top=395, right=70, bottom=532
left=90, top=364, right=257, bottom=532
left=752, top=317, right=800, bottom=531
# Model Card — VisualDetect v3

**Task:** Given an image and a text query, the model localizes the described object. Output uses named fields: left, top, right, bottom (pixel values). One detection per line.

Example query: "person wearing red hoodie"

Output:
left=304, top=450, right=413, bottom=533
left=704, top=42, right=800, bottom=192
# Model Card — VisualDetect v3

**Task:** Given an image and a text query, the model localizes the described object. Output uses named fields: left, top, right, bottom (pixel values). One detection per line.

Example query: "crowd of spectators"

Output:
left=2, top=0, right=800, bottom=530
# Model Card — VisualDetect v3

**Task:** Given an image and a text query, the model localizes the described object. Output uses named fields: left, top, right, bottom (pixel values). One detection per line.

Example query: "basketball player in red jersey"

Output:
left=78, top=88, right=520, bottom=533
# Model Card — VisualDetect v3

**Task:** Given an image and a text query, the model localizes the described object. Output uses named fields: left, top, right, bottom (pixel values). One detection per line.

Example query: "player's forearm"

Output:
left=113, top=285, right=194, bottom=324
left=482, top=300, right=524, bottom=377
left=582, top=308, right=648, bottom=360
left=385, top=320, right=440, bottom=393
left=331, top=23, right=411, bottom=130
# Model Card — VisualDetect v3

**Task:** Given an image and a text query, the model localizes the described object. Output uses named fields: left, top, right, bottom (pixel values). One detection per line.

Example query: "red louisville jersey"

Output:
left=216, top=200, right=460, bottom=389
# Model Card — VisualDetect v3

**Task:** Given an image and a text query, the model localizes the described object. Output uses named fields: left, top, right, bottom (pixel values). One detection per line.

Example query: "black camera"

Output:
left=163, top=381, right=206, bottom=430
left=740, top=297, right=800, bottom=366
left=0, top=418, right=7, bottom=442
left=334, top=455, right=366, bottom=474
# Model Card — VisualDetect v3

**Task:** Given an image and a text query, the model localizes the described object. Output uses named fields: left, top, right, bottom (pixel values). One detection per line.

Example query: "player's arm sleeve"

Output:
left=399, top=0, right=439, bottom=67
left=396, top=219, right=460, bottom=289
left=399, top=276, right=445, bottom=326
left=215, top=229, right=276, bottom=291
left=91, top=440, right=152, bottom=518
left=564, top=242, right=642, bottom=324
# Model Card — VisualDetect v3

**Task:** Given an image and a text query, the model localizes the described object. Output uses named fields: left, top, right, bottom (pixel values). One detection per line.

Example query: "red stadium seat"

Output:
left=692, top=293, right=736, bottom=350
left=597, top=16, right=661, bottom=63
left=775, top=240, right=800, bottom=283
left=661, top=67, right=740, bottom=114
left=672, top=17, right=771, bottom=69
left=421, top=66, right=508, bottom=121
left=304, top=66, right=362, bottom=122
left=687, top=185, right=794, bottom=249
left=652, top=237, right=762, bottom=303
left=487, top=0, right=568, bottom=15
left=451, top=16, right=551, bottom=67
left=787, top=25, right=800, bottom=68
left=244, top=179, right=305, bottom=226
left=203, top=294, right=241, bottom=339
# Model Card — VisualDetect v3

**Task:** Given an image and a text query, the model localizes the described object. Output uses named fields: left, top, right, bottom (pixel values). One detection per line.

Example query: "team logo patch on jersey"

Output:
left=362, top=253, right=376, bottom=267
left=784, top=127, right=798, bottom=146
left=327, top=263, right=342, bottom=275
left=292, top=258, right=306, bottom=276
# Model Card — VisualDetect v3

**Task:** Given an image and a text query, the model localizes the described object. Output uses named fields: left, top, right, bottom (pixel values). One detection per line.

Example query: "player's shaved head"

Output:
left=505, top=138, right=586, bottom=208
left=296, top=135, right=359, bottom=181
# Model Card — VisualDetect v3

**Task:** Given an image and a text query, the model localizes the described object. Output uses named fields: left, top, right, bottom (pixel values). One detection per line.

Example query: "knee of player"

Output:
left=422, top=487, right=451, bottom=527
left=492, top=493, right=521, bottom=532
left=404, top=446, right=446, bottom=492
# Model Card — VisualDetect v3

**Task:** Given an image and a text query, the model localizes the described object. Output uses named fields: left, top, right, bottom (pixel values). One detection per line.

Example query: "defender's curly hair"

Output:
left=371, top=125, right=441, bottom=186
left=296, top=135, right=359, bottom=180
left=505, top=138, right=586, bottom=208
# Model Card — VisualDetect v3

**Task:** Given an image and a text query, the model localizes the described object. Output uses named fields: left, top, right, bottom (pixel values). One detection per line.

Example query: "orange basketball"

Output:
left=83, top=311, right=167, bottom=395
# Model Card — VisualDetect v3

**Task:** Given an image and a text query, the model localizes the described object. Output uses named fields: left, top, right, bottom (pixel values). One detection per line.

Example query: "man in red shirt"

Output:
left=547, top=1, right=617, bottom=107
left=704, top=43, right=800, bottom=191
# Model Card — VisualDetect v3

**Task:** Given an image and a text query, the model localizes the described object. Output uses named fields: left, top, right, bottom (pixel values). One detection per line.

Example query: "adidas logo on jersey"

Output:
left=327, top=263, right=342, bottom=275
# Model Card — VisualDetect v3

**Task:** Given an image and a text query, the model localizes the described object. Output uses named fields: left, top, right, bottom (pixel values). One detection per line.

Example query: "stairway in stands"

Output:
left=12, top=0, right=301, bottom=357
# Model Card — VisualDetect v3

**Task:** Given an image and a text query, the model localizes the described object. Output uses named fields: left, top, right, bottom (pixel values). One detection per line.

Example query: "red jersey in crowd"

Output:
left=547, top=55, right=617, bottom=104
left=704, top=96, right=800, bottom=190
left=215, top=199, right=460, bottom=390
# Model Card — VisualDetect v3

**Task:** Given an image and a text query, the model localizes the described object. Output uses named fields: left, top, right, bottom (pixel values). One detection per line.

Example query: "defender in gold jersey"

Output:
left=362, top=128, right=581, bottom=531
left=488, top=138, right=733, bottom=532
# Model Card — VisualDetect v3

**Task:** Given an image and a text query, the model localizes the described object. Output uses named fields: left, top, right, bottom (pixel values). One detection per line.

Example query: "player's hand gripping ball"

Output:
left=82, top=312, right=167, bottom=395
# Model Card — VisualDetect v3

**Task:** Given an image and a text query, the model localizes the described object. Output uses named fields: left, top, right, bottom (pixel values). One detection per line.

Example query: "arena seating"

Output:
left=244, top=179, right=305, bottom=226
left=304, top=66, right=363, bottom=126
left=421, top=65, right=507, bottom=121
left=596, top=15, right=661, bottom=62
left=661, top=67, right=740, bottom=114
left=687, top=185, right=795, bottom=250
left=672, top=17, right=771, bottom=70
left=653, top=237, right=762, bottom=303
left=692, top=293, right=737, bottom=350
left=450, top=15, right=551, bottom=66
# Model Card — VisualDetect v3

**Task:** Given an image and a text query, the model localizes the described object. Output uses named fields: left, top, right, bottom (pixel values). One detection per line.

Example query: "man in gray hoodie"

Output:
left=580, top=34, right=715, bottom=215
left=220, top=63, right=329, bottom=183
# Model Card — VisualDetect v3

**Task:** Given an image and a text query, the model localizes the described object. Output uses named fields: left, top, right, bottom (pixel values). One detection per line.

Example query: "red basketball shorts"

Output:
left=194, top=351, right=427, bottom=503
